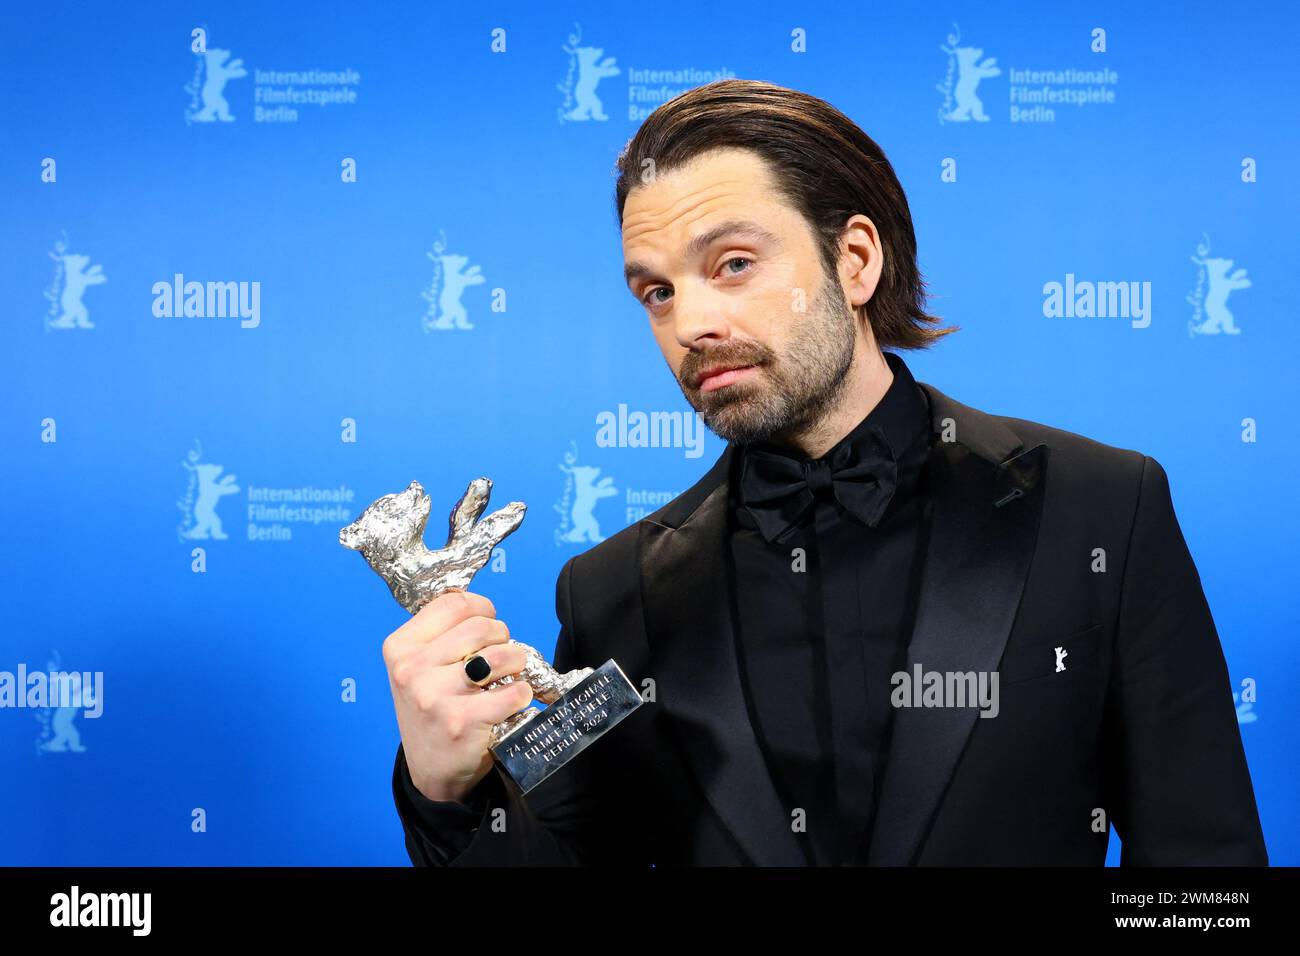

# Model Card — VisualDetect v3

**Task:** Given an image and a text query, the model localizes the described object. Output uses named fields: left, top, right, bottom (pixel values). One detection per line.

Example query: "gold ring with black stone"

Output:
left=463, top=653, right=492, bottom=687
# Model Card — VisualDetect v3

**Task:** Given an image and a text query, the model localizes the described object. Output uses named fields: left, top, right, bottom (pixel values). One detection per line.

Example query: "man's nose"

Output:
left=672, top=294, right=733, bottom=349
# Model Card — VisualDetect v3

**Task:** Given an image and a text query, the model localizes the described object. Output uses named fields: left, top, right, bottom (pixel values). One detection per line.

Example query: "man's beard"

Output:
left=675, top=271, right=857, bottom=446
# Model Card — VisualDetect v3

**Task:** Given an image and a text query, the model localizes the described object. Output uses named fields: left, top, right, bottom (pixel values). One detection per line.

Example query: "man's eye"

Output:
left=643, top=287, right=671, bottom=306
left=722, top=257, right=752, bottom=275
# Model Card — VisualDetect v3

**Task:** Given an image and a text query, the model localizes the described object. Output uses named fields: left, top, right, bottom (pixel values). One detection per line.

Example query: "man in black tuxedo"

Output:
left=382, top=79, right=1267, bottom=866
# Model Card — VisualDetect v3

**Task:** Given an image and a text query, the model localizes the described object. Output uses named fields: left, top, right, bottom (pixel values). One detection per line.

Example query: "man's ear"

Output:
left=839, top=215, right=884, bottom=308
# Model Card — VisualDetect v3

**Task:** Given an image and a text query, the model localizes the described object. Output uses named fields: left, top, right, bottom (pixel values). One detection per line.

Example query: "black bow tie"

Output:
left=739, top=423, right=900, bottom=545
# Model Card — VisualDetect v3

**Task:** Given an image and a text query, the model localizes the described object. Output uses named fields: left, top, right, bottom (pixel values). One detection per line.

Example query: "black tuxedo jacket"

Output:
left=395, top=380, right=1268, bottom=866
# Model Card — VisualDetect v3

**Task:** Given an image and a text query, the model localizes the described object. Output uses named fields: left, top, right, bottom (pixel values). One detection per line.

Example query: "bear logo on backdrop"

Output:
left=177, top=440, right=241, bottom=542
left=557, top=22, right=621, bottom=123
left=1187, top=233, right=1252, bottom=336
left=185, top=44, right=248, bottom=123
left=43, top=231, right=106, bottom=332
left=33, top=651, right=99, bottom=755
left=422, top=230, right=488, bottom=332
left=554, top=442, right=619, bottom=545
left=938, top=23, right=1001, bottom=123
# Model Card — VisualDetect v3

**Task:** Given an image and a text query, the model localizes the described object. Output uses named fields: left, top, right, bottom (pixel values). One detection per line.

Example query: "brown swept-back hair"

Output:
left=614, top=79, right=957, bottom=350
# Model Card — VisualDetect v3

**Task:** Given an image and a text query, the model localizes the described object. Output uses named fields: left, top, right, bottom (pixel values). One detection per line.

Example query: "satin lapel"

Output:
left=637, top=445, right=807, bottom=866
left=866, top=385, right=1049, bottom=864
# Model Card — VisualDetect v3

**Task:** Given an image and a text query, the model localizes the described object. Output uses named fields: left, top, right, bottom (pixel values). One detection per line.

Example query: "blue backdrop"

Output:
left=2, top=1, right=1295, bottom=865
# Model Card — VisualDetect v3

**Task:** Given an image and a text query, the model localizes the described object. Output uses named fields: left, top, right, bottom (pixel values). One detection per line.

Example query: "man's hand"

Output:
left=384, top=589, right=534, bottom=805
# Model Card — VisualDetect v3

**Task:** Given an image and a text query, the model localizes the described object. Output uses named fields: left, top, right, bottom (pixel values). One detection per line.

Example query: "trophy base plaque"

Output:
left=492, top=659, right=643, bottom=794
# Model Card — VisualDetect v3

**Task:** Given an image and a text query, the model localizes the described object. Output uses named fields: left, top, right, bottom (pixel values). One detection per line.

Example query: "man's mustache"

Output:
left=680, top=346, right=773, bottom=390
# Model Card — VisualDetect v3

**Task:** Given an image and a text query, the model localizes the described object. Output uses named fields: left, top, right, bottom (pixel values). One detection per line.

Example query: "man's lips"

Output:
left=697, top=364, right=759, bottom=392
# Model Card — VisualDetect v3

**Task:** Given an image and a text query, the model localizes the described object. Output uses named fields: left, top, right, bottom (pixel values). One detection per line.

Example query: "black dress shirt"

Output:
left=728, top=349, right=932, bottom=864
left=395, top=350, right=934, bottom=866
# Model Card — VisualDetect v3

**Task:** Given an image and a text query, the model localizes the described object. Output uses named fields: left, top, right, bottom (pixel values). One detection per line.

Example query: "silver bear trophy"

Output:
left=340, top=477, right=593, bottom=744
